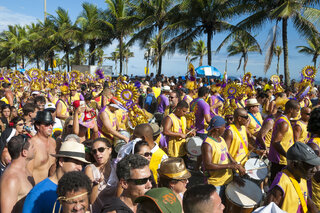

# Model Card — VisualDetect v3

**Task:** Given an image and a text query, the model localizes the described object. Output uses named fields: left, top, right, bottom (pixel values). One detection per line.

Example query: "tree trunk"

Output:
left=199, top=56, right=203, bottom=67
left=14, top=54, right=17, bottom=70
left=207, top=30, right=213, bottom=66
left=126, top=57, right=129, bottom=75
left=66, top=51, right=70, bottom=72
left=277, top=56, right=280, bottom=75
left=314, top=58, right=317, bottom=68
left=119, top=36, right=123, bottom=75
left=282, top=18, right=290, bottom=87
left=89, top=41, right=96, bottom=65
left=36, top=57, right=40, bottom=69
left=22, top=55, right=25, bottom=68
left=157, top=35, right=162, bottom=75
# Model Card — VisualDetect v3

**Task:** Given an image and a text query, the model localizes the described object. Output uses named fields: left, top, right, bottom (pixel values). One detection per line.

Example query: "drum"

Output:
left=114, top=130, right=130, bottom=153
left=186, top=136, right=203, bottom=156
left=244, top=158, right=268, bottom=183
left=225, top=179, right=263, bottom=213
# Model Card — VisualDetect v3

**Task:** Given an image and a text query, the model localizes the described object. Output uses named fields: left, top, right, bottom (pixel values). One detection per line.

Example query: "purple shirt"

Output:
left=157, top=94, right=169, bottom=113
left=268, top=117, right=286, bottom=164
left=190, top=98, right=211, bottom=133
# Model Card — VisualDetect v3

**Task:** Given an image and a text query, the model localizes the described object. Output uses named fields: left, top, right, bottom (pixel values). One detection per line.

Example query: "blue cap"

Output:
left=207, top=116, right=226, bottom=131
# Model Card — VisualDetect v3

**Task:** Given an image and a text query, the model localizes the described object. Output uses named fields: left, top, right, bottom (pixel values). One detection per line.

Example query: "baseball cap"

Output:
left=207, top=115, right=226, bottom=131
left=44, top=103, right=56, bottom=111
left=287, top=142, right=320, bottom=166
left=135, top=188, right=182, bottom=213
left=162, top=86, right=171, bottom=92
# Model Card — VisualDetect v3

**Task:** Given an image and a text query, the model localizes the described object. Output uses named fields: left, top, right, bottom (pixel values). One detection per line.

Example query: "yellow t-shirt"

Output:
left=228, top=124, right=249, bottom=165
left=167, top=113, right=187, bottom=157
left=152, top=87, right=161, bottom=98
left=295, top=120, right=309, bottom=143
left=203, top=136, right=233, bottom=186
left=115, top=109, right=128, bottom=130
left=307, top=137, right=320, bottom=210
left=272, top=170, right=308, bottom=213
left=149, top=147, right=166, bottom=184
left=248, top=112, right=263, bottom=136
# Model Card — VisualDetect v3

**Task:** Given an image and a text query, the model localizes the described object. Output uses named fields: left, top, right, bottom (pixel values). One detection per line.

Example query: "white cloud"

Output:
left=0, top=6, right=37, bottom=31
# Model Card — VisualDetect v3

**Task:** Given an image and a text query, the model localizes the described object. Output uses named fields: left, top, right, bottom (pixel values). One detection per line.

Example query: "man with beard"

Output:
left=27, top=111, right=56, bottom=184
left=168, top=90, right=180, bottom=113
left=294, top=107, right=311, bottom=143
left=0, top=135, right=35, bottom=213
left=265, top=142, right=319, bottom=213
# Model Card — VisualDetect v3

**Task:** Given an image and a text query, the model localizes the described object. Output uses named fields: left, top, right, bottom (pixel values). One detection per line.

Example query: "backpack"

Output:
left=148, top=95, right=158, bottom=114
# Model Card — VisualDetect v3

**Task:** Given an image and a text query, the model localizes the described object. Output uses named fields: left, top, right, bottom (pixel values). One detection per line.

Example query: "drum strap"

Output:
left=283, top=169, right=308, bottom=213
left=248, top=113, right=261, bottom=127
left=230, top=124, right=248, bottom=156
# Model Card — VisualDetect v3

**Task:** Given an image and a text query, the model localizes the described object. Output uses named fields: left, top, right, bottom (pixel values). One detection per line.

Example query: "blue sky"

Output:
left=0, top=0, right=319, bottom=80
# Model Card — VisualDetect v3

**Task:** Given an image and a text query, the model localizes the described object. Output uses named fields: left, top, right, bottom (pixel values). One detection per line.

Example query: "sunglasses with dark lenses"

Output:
left=305, top=113, right=311, bottom=115
left=17, top=123, right=25, bottom=126
left=127, top=175, right=153, bottom=185
left=240, top=115, right=249, bottom=119
left=141, top=152, right=152, bottom=157
left=92, top=147, right=107, bottom=154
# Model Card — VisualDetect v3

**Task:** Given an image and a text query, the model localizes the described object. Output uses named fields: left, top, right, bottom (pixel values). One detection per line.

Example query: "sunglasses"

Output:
left=169, top=96, right=176, bottom=99
left=140, top=152, right=152, bottom=158
left=305, top=113, right=311, bottom=115
left=67, top=125, right=73, bottom=129
left=240, top=115, right=249, bottom=119
left=92, top=147, right=107, bottom=155
left=20, top=134, right=30, bottom=151
left=17, top=123, right=25, bottom=126
left=127, top=175, right=153, bottom=185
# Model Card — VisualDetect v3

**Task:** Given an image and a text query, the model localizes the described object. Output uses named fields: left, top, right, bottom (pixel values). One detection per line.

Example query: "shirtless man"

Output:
left=27, top=111, right=56, bottom=184
left=1, top=83, right=14, bottom=106
left=0, top=135, right=35, bottom=213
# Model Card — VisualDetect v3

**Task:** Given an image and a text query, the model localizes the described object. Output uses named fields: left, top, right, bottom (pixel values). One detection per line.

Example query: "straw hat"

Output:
left=51, top=140, right=90, bottom=164
left=246, top=98, right=260, bottom=107
left=159, top=157, right=191, bottom=180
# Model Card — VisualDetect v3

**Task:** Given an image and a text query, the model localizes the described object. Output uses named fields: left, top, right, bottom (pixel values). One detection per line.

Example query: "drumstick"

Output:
left=246, top=166, right=268, bottom=172
left=239, top=149, right=255, bottom=164
left=186, top=128, right=197, bottom=136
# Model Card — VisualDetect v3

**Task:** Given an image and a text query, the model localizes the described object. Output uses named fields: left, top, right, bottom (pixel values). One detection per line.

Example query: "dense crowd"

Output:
left=0, top=65, right=320, bottom=213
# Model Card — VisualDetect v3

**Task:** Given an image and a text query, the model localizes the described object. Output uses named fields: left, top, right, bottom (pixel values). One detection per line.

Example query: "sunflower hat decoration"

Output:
left=296, top=65, right=317, bottom=101
left=221, top=82, right=241, bottom=117
left=270, top=75, right=284, bottom=94
left=242, top=72, right=255, bottom=96
left=185, top=63, right=197, bottom=91
left=116, top=82, right=148, bottom=128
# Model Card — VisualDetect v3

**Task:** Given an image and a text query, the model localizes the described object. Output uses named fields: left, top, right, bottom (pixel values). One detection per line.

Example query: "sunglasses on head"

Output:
left=140, top=152, right=152, bottom=157
left=92, top=147, right=107, bottom=155
left=127, top=175, right=152, bottom=185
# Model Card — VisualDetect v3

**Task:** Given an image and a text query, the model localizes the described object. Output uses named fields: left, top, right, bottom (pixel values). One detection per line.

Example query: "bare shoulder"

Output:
left=1, top=167, right=21, bottom=186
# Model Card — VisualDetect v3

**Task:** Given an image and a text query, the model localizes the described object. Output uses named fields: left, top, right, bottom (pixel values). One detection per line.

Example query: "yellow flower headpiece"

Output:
left=222, top=82, right=242, bottom=99
left=30, top=80, right=41, bottom=91
left=116, top=83, right=147, bottom=128
left=270, top=75, right=284, bottom=93
left=70, top=81, right=77, bottom=91
left=28, top=68, right=41, bottom=79
left=243, top=72, right=252, bottom=83
left=302, top=65, right=317, bottom=81
left=70, top=70, right=80, bottom=81
left=60, top=85, right=69, bottom=95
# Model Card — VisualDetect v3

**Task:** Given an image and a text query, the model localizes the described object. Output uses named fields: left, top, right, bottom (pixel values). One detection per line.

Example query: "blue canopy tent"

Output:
left=195, top=66, right=222, bottom=79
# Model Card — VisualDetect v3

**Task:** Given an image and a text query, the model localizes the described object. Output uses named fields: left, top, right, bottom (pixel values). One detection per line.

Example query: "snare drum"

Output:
left=186, top=136, right=203, bottom=156
left=244, top=158, right=268, bottom=183
left=114, top=130, right=130, bottom=153
left=225, top=179, right=263, bottom=213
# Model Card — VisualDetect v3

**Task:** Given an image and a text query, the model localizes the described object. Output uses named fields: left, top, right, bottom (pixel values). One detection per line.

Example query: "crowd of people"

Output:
left=0, top=65, right=320, bottom=213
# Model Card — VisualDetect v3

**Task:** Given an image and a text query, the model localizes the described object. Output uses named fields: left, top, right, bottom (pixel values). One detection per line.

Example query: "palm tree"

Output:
left=128, top=0, right=182, bottom=75
left=77, top=3, right=110, bottom=65
left=236, top=0, right=320, bottom=86
left=226, top=33, right=261, bottom=74
left=166, top=0, right=248, bottom=67
left=0, top=25, right=29, bottom=69
left=122, top=46, right=134, bottom=75
left=297, top=35, right=320, bottom=68
left=106, top=51, right=120, bottom=75
left=190, top=40, right=207, bottom=67
left=104, top=0, right=136, bottom=75
left=49, top=7, right=80, bottom=72
left=274, top=45, right=283, bottom=75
